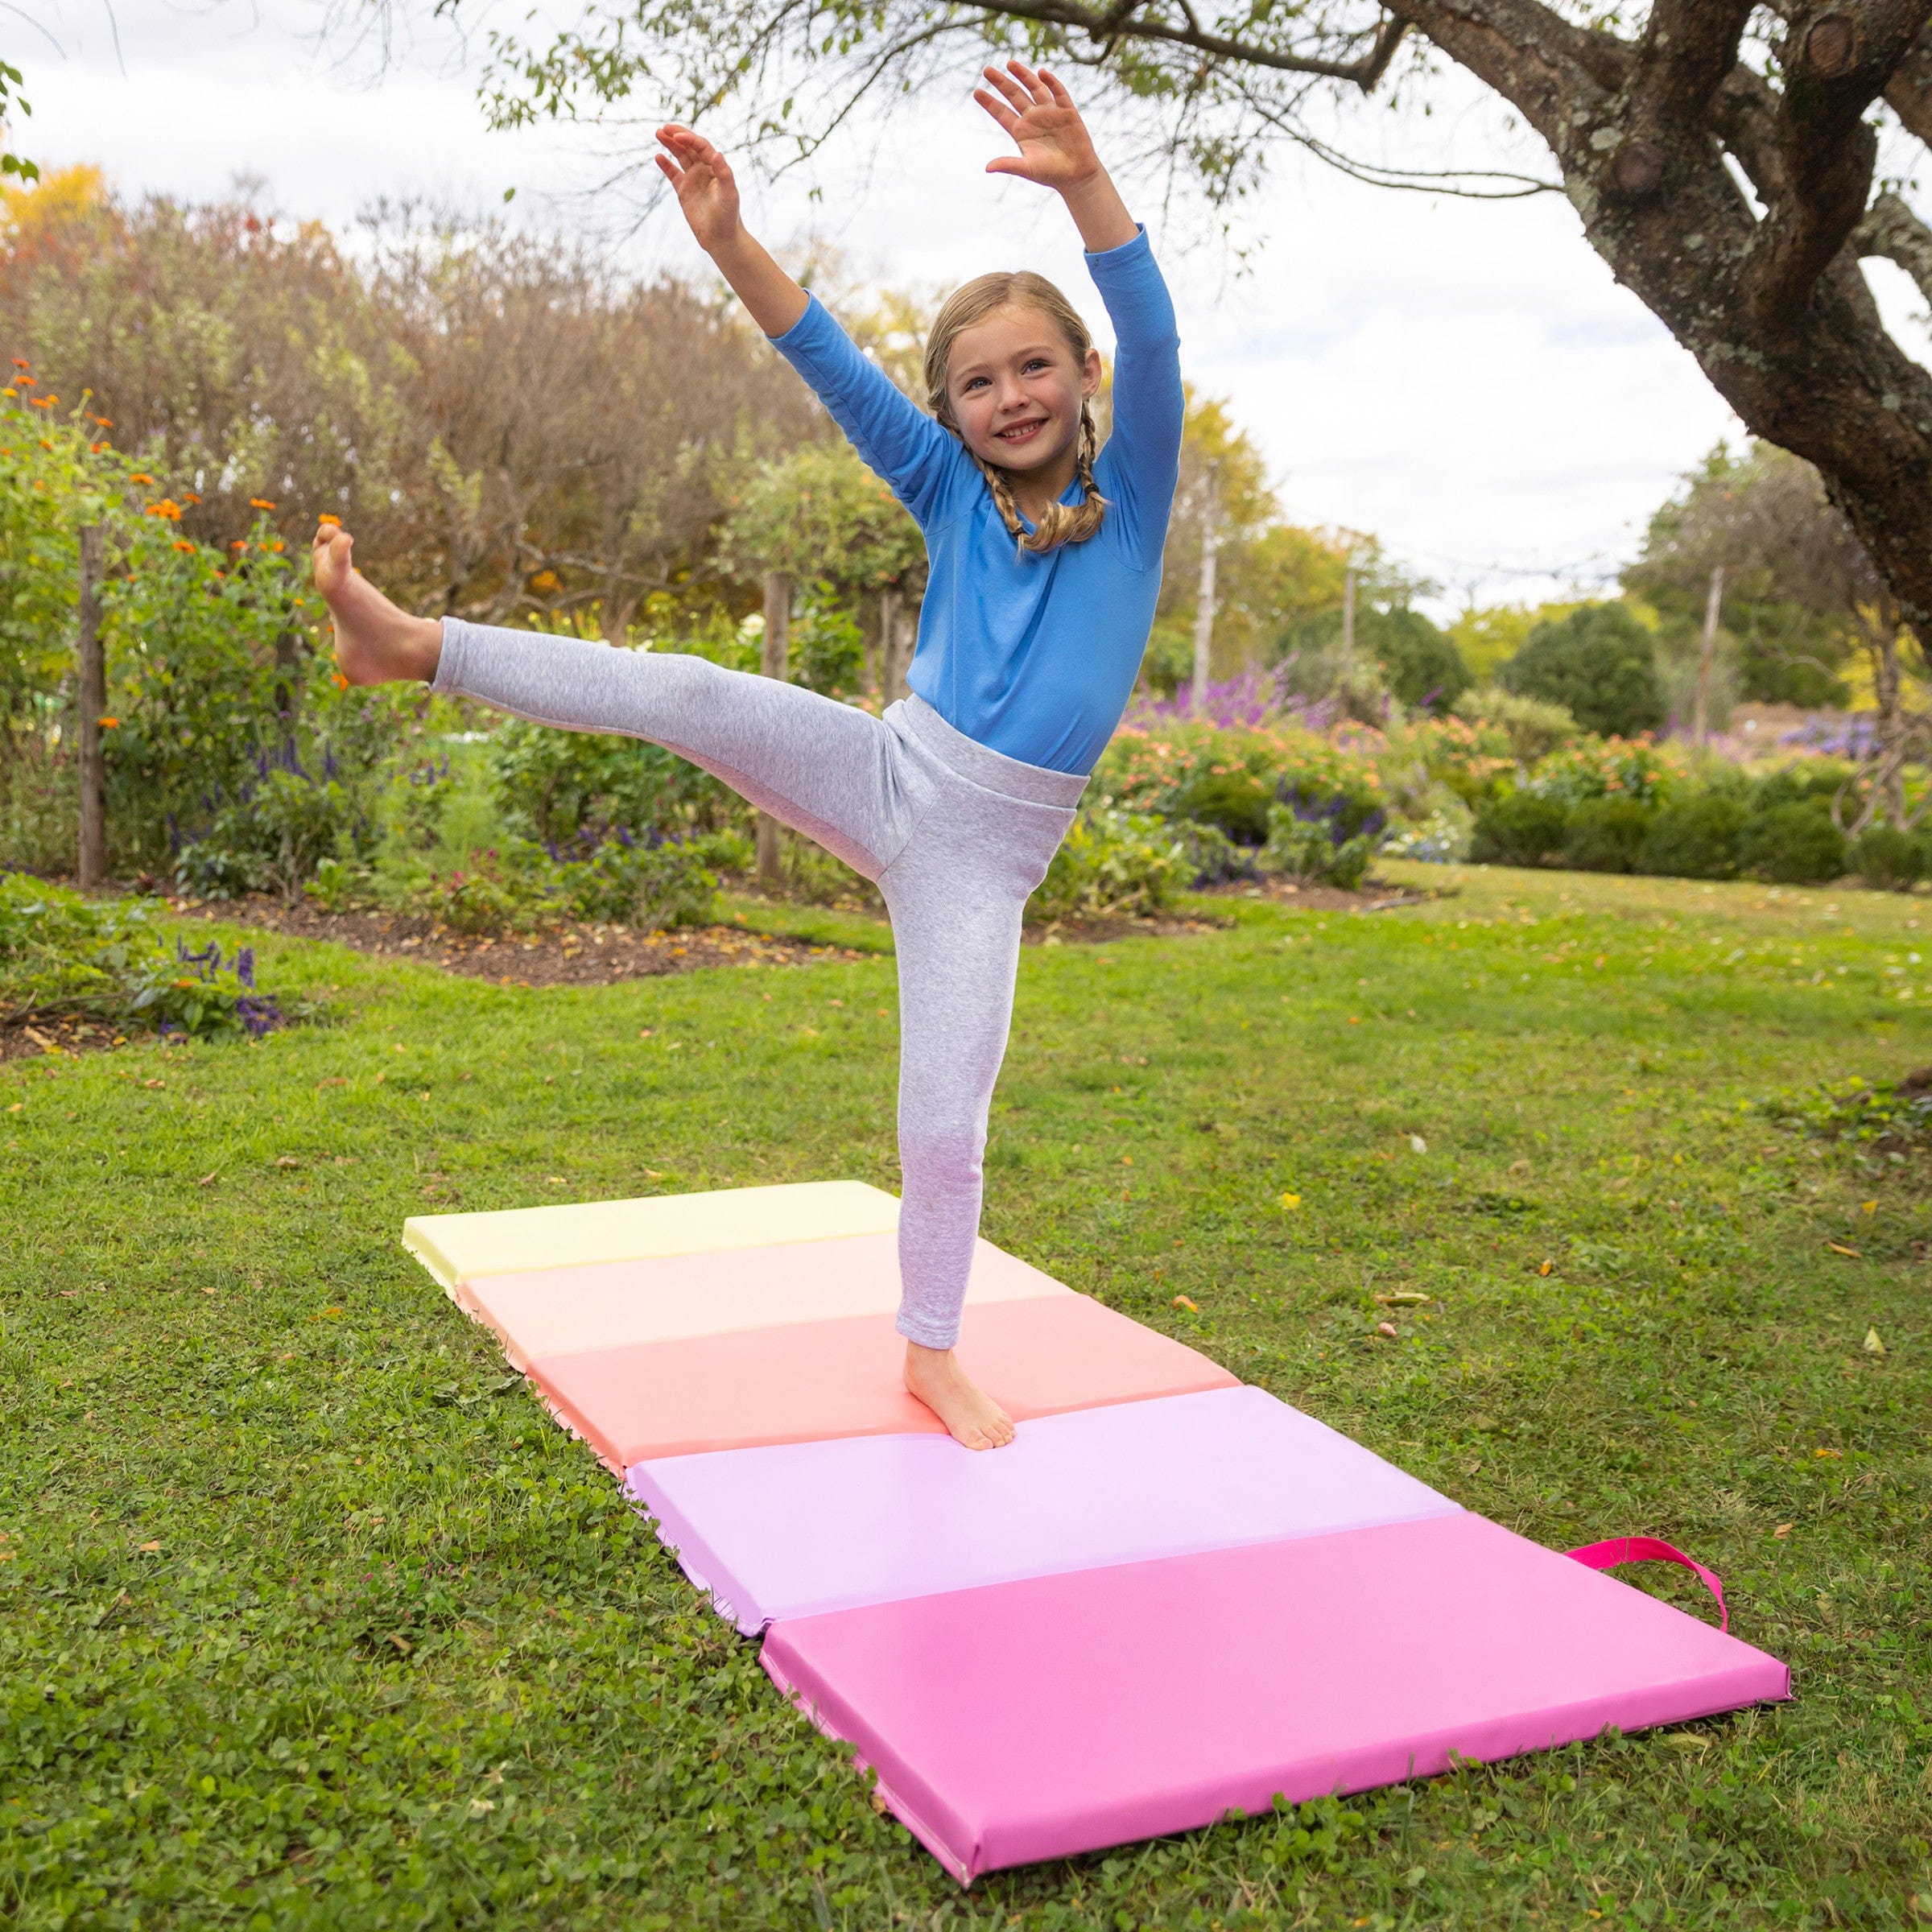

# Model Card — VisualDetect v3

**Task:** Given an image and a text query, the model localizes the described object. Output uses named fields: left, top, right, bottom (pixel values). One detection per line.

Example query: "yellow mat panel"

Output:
left=402, top=1179, right=900, bottom=1291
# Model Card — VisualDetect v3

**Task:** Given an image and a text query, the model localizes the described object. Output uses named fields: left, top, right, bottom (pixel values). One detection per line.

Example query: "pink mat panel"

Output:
left=627, top=1386, right=1460, bottom=1633
left=532, top=1293, right=1240, bottom=1468
left=763, top=1512, right=1792, bottom=1884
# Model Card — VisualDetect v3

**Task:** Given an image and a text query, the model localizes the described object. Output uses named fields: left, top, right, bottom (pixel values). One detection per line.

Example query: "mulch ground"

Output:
left=167, top=894, right=875, bottom=989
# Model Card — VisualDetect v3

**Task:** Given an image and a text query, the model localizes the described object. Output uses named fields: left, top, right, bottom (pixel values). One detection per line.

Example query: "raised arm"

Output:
left=656, top=123, right=958, bottom=522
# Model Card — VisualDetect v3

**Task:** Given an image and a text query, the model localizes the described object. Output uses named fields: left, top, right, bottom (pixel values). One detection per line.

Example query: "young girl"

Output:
left=313, top=61, right=1183, bottom=1450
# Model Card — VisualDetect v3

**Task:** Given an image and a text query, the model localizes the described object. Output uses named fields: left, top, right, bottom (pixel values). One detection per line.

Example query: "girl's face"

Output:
left=943, top=303, right=1101, bottom=473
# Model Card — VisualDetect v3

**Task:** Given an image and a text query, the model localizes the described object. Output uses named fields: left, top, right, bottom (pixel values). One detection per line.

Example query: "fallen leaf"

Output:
left=1377, top=1320, right=1398, bottom=1338
left=1860, top=1199, right=1878, bottom=1215
left=138, top=1540, right=161, bottom=1554
left=1862, top=1326, right=1887, bottom=1356
left=1375, top=1290, right=1432, bottom=1307
left=1469, top=1414, right=1499, bottom=1432
left=1813, top=1447, right=1842, bottom=1459
left=316, top=1076, right=347, bottom=1090
left=1661, top=1733, right=1710, bottom=1752
left=274, top=1155, right=299, bottom=1170
left=195, top=1173, right=217, bottom=1187
left=141, top=1078, right=164, bottom=1091
left=1773, top=1523, right=1793, bottom=1538
left=1509, top=1158, right=1531, bottom=1174
left=643, top=1167, right=666, bottom=1180
left=1826, top=1241, right=1860, bottom=1257
left=1410, top=1133, right=1428, bottom=1154
left=1539, top=1259, right=1554, bottom=1277
left=1278, top=1191, right=1302, bottom=1210
left=5, top=1104, right=19, bottom=1113
left=1171, top=1294, right=1199, bottom=1311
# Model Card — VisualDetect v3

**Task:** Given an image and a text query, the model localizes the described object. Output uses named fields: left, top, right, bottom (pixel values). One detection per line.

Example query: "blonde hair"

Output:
left=923, top=270, right=1107, bottom=555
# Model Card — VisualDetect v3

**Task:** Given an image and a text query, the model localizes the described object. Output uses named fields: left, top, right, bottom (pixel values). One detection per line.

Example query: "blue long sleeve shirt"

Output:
left=768, top=226, right=1184, bottom=774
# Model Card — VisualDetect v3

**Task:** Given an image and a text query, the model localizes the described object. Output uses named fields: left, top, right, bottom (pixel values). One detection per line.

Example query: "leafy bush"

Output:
left=1638, top=795, right=1745, bottom=879
left=1369, top=605, right=1469, bottom=712
left=1852, top=823, right=1923, bottom=893
left=1561, top=796, right=1650, bottom=874
left=1739, top=802, right=1847, bottom=885
left=414, top=833, right=720, bottom=935
left=1174, top=771, right=1273, bottom=844
left=0, top=873, right=296, bottom=1038
left=1029, top=808, right=1191, bottom=922
left=1380, top=803, right=1472, bottom=864
left=1470, top=791, right=1569, bottom=868
left=174, top=766, right=365, bottom=902
left=1261, top=801, right=1378, bottom=890
left=1500, top=603, right=1664, bottom=740
left=1449, top=686, right=1579, bottom=765
left=1174, top=819, right=1256, bottom=886
left=489, top=712, right=733, bottom=847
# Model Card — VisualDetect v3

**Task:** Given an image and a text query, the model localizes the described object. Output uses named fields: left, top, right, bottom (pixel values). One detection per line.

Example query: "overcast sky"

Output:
left=19, top=0, right=1932, bottom=613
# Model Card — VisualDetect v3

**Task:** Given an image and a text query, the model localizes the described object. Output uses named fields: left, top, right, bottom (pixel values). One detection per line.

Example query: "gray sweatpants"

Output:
left=433, top=619, right=1083, bottom=1348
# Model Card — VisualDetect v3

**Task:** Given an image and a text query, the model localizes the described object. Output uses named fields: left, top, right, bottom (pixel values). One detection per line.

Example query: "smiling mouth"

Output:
left=994, top=418, right=1047, bottom=446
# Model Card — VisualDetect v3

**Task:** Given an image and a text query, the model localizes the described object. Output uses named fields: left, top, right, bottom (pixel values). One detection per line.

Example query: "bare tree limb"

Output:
left=1856, top=184, right=1932, bottom=305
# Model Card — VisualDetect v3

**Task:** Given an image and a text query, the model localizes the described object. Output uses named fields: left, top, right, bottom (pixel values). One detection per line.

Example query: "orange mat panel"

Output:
left=457, top=1230, right=1071, bottom=1368
left=531, top=1292, right=1241, bottom=1467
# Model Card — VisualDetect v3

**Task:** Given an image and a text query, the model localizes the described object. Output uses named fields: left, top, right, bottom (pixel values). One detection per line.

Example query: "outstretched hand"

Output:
left=654, top=124, right=743, bottom=253
left=974, top=61, right=1101, bottom=194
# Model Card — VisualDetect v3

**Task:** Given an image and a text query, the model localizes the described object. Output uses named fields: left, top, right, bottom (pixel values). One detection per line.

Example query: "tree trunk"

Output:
left=756, top=570, right=791, bottom=890
left=881, top=588, right=913, bottom=704
left=76, top=526, right=106, bottom=891
left=1694, top=565, right=1724, bottom=744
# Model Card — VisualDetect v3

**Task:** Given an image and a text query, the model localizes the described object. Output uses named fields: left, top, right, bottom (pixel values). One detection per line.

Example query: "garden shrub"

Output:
left=0, top=873, right=297, bottom=1038
left=489, top=713, right=733, bottom=846
left=1261, top=802, right=1377, bottom=890
left=1174, top=819, right=1256, bottom=886
left=1029, top=808, right=1191, bottom=922
left=1469, top=791, right=1569, bottom=868
left=1500, top=602, right=1665, bottom=739
left=1174, top=771, right=1273, bottom=844
left=1852, top=823, right=1923, bottom=893
left=1739, top=802, right=1847, bottom=884
left=1449, top=687, right=1579, bottom=766
left=1560, top=796, right=1650, bottom=873
left=1637, top=794, right=1746, bottom=879
left=173, top=766, right=365, bottom=902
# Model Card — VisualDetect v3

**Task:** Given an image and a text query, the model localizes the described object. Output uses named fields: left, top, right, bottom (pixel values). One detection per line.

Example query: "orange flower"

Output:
left=331, top=671, right=349, bottom=691
left=530, top=569, right=562, bottom=592
left=144, top=499, right=183, bottom=520
left=249, top=497, right=276, bottom=510
left=37, top=440, right=50, bottom=451
left=231, top=539, right=247, bottom=551
left=130, top=473, right=155, bottom=485
left=268, top=540, right=285, bottom=552
left=98, top=716, right=119, bottom=729
left=29, top=395, right=54, bottom=408
left=316, top=513, right=341, bottom=526
left=89, top=442, right=107, bottom=454
left=182, top=492, right=201, bottom=505
left=91, top=415, right=112, bottom=428
left=172, top=539, right=196, bottom=553
left=1, top=389, right=14, bottom=399
left=10, top=357, right=27, bottom=369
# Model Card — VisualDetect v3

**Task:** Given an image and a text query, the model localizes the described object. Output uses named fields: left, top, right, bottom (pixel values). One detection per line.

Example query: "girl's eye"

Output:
left=1023, top=359, right=1049, bottom=374
left=963, top=377, right=989, bottom=393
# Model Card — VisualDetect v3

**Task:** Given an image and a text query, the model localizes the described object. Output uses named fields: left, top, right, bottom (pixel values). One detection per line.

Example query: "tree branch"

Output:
left=1882, top=17, right=1932, bottom=142
left=955, top=0, right=1410, bottom=88
left=1856, top=185, right=1932, bottom=306
left=1745, top=1, right=1932, bottom=326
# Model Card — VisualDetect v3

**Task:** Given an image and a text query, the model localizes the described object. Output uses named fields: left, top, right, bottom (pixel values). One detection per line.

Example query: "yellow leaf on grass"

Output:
left=1171, top=1294, right=1199, bottom=1311
left=1826, top=1242, right=1860, bottom=1258
left=1278, top=1191, right=1302, bottom=1210
left=1862, top=1326, right=1887, bottom=1356
left=1773, top=1523, right=1793, bottom=1539
left=1860, top=1199, right=1878, bottom=1214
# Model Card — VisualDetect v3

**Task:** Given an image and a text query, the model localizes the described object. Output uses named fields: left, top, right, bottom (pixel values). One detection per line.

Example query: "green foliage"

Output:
left=0, top=61, right=37, bottom=184
left=1172, top=818, right=1255, bottom=886
left=1761, top=1071, right=1932, bottom=1146
left=1559, top=795, right=1649, bottom=875
left=1028, top=807, right=1191, bottom=921
left=724, top=440, right=922, bottom=597
left=1259, top=803, right=1377, bottom=890
left=175, top=768, right=363, bottom=904
left=1501, top=603, right=1665, bottom=740
left=788, top=585, right=865, bottom=698
left=0, top=873, right=295, bottom=1038
left=1637, top=794, right=1746, bottom=881
left=1174, top=770, right=1273, bottom=844
left=1363, top=605, right=1468, bottom=712
left=488, top=711, right=733, bottom=848
left=1852, top=823, right=1925, bottom=894
left=1469, top=791, right=1569, bottom=868
left=1737, top=802, right=1847, bottom=886
left=1449, top=685, right=1579, bottom=766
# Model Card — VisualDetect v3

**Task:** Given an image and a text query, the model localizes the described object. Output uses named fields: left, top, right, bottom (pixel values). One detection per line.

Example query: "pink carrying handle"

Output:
left=1565, top=1536, right=1728, bottom=1633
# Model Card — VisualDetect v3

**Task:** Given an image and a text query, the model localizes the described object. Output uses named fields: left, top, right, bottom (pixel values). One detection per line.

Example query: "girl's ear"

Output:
left=1080, top=345, right=1102, bottom=398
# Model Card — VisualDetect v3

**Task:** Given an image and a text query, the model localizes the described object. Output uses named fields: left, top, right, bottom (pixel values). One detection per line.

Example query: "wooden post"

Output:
left=1341, top=566, right=1357, bottom=669
left=756, top=570, right=791, bottom=890
left=1189, top=462, right=1220, bottom=712
left=76, top=525, right=106, bottom=890
left=1693, top=564, right=1724, bottom=745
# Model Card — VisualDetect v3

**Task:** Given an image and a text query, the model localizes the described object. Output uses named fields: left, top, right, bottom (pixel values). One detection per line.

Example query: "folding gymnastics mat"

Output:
left=406, top=1180, right=1789, bottom=1885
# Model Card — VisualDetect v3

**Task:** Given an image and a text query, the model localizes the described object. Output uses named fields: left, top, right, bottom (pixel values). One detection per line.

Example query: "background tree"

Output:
left=1629, top=439, right=1926, bottom=831
left=1501, top=602, right=1666, bottom=739
left=469, top=1, right=1932, bottom=635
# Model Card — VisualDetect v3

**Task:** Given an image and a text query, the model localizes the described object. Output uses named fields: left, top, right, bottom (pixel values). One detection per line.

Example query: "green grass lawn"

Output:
left=2, top=861, right=1928, bottom=1930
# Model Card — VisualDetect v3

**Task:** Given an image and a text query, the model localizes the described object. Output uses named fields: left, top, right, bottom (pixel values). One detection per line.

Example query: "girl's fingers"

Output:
left=654, top=153, right=682, bottom=185
left=1005, top=57, right=1051, bottom=104
left=972, top=86, right=1022, bottom=134
left=980, top=63, right=1034, bottom=111
left=1038, top=66, right=1075, bottom=109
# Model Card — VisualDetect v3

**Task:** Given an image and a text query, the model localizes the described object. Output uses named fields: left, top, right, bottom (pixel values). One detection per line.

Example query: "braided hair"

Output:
left=923, top=270, right=1108, bottom=557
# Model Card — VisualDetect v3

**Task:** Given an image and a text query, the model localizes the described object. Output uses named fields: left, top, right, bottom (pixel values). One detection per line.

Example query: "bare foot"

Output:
left=311, top=522, right=443, bottom=685
left=903, top=1342, right=1016, bottom=1451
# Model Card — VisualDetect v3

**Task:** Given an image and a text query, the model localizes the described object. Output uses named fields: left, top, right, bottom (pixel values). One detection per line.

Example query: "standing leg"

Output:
left=878, top=776, right=1075, bottom=1447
